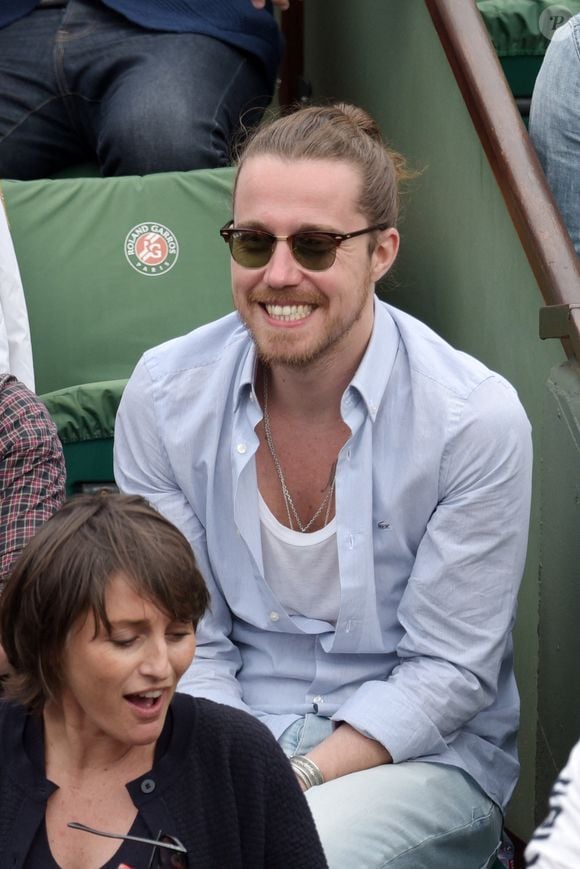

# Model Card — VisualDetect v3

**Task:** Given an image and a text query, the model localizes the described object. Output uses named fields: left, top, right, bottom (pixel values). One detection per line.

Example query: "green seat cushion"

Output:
left=477, top=0, right=580, bottom=58
left=40, top=379, right=126, bottom=444
left=477, top=0, right=580, bottom=102
left=40, top=380, right=126, bottom=496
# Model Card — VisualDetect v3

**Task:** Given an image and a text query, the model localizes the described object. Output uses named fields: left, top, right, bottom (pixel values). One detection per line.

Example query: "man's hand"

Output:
left=251, top=0, right=302, bottom=10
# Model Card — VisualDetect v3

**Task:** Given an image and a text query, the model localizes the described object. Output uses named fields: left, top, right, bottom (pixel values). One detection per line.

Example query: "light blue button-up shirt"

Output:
left=114, top=299, right=532, bottom=809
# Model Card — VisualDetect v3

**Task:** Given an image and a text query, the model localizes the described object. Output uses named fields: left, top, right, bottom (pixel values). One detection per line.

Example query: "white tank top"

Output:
left=258, top=493, right=340, bottom=624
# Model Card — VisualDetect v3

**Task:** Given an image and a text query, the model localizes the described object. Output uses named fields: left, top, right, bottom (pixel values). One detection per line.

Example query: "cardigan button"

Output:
left=141, top=778, right=156, bottom=794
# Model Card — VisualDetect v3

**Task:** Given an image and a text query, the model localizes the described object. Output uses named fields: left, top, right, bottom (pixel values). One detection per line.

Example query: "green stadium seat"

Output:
left=477, top=0, right=580, bottom=120
left=1, top=168, right=236, bottom=494
left=40, top=379, right=126, bottom=495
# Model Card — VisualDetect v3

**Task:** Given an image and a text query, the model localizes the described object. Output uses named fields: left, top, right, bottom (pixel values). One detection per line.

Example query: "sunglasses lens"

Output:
left=230, top=231, right=273, bottom=268
left=225, top=228, right=338, bottom=271
left=292, top=233, right=337, bottom=271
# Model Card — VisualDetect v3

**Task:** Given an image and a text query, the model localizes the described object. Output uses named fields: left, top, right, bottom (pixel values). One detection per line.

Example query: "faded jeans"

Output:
left=279, top=715, right=503, bottom=869
left=0, top=0, right=273, bottom=178
left=529, top=13, right=580, bottom=255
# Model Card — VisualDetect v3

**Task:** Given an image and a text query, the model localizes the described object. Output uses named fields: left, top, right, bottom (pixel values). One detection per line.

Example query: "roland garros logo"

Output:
left=124, top=222, right=179, bottom=276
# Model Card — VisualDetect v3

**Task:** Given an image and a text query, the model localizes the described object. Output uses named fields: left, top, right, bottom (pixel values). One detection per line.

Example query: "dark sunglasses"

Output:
left=219, top=221, right=389, bottom=271
left=68, top=821, right=188, bottom=869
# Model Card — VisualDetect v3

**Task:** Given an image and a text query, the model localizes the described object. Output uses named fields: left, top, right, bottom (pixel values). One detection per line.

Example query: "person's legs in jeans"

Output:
left=90, top=34, right=272, bottom=175
left=0, top=7, right=89, bottom=179
left=61, top=0, right=273, bottom=175
left=0, top=0, right=274, bottom=179
left=529, top=15, right=580, bottom=255
left=279, top=716, right=503, bottom=869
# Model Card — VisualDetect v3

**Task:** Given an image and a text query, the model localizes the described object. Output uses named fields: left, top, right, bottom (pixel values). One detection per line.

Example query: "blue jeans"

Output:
left=0, top=0, right=273, bottom=178
left=529, top=13, right=580, bottom=255
left=279, top=715, right=503, bottom=869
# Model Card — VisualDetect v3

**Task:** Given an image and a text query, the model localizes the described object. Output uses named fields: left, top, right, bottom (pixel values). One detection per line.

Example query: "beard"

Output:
left=238, top=272, right=373, bottom=371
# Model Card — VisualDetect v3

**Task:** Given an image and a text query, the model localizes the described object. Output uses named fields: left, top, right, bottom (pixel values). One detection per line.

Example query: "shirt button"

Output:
left=313, top=695, right=324, bottom=704
left=236, top=443, right=247, bottom=454
left=141, top=778, right=156, bottom=794
left=270, top=611, right=280, bottom=622
left=369, top=403, right=377, bottom=415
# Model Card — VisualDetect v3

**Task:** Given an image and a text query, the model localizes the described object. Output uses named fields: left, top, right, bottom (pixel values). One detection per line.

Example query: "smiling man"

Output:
left=114, top=103, right=533, bottom=868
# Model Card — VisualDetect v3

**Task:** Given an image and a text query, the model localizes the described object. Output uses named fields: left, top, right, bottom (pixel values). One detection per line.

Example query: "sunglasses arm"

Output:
left=67, top=822, right=187, bottom=854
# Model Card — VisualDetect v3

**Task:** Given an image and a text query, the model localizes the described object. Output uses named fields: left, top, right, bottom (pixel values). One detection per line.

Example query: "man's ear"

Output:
left=370, top=227, right=400, bottom=282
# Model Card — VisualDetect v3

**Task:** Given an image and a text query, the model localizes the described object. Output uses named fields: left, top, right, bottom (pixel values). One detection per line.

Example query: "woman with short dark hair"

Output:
left=0, top=493, right=327, bottom=869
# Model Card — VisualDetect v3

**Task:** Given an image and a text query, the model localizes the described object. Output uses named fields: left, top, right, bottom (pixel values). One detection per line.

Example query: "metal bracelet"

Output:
left=290, top=755, right=325, bottom=790
left=292, top=765, right=311, bottom=791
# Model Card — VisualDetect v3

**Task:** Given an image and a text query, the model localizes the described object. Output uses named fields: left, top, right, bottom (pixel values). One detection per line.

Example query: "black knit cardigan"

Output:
left=0, top=692, right=327, bottom=868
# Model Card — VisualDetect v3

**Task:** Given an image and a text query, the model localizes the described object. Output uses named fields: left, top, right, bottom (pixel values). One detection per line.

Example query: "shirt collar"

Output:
left=233, top=335, right=258, bottom=413
left=347, top=298, right=401, bottom=421
left=231, top=298, right=401, bottom=421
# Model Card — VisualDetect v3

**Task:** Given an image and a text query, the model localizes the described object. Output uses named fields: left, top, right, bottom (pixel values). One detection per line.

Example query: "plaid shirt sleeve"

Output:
left=0, top=374, right=66, bottom=591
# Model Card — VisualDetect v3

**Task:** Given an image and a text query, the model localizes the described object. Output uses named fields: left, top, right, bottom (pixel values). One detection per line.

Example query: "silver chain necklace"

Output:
left=262, top=370, right=336, bottom=533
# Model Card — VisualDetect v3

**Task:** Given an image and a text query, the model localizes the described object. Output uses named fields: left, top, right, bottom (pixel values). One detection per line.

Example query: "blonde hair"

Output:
left=235, top=102, right=413, bottom=229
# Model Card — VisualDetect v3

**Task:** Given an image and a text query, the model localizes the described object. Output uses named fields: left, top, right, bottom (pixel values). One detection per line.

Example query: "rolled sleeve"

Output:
left=334, top=377, right=532, bottom=763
